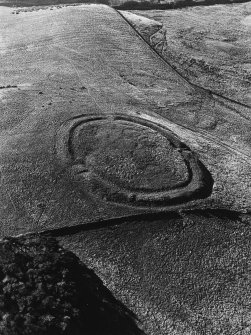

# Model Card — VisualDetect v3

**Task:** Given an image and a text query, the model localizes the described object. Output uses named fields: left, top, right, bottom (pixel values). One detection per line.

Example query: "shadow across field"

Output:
left=41, top=208, right=247, bottom=239
left=0, top=236, right=145, bottom=335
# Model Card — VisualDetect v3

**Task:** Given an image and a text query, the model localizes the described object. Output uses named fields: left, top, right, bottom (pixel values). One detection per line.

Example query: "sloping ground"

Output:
left=60, top=211, right=251, bottom=335
left=0, top=3, right=250, bottom=237
left=1, top=0, right=249, bottom=7
left=0, top=0, right=91, bottom=6
left=128, top=2, right=251, bottom=105
left=1, top=4, right=251, bottom=335
left=0, top=235, right=144, bottom=335
left=0, top=4, right=199, bottom=235
left=115, top=11, right=163, bottom=42
left=113, top=0, right=250, bottom=10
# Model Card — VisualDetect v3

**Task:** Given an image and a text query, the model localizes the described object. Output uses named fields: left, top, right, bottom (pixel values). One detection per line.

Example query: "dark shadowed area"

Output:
left=59, top=210, right=251, bottom=335
left=0, top=235, right=144, bottom=335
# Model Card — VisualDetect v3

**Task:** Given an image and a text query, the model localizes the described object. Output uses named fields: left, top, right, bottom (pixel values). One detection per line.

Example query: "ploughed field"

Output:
left=1, top=3, right=251, bottom=334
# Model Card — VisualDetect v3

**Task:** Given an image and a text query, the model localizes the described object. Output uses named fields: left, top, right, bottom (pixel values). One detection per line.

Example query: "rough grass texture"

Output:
left=0, top=235, right=144, bottom=335
left=113, top=0, right=249, bottom=10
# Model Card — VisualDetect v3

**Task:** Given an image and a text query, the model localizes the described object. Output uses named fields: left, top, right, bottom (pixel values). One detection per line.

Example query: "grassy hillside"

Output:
left=0, top=0, right=249, bottom=8
left=1, top=3, right=251, bottom=335
left=113, top=0, right=249, bottom=10
left=0, top=0, right=91, bottom=6
left=127, top=3, right=251, bottom=105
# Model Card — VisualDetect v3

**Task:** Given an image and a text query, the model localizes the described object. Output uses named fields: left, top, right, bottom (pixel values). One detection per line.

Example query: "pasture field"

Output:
left=0, top=3, right=251, bottom=334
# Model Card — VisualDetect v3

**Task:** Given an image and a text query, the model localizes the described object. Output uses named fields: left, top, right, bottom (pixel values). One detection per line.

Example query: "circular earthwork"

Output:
left=56, top=114, right=213, bottom=207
